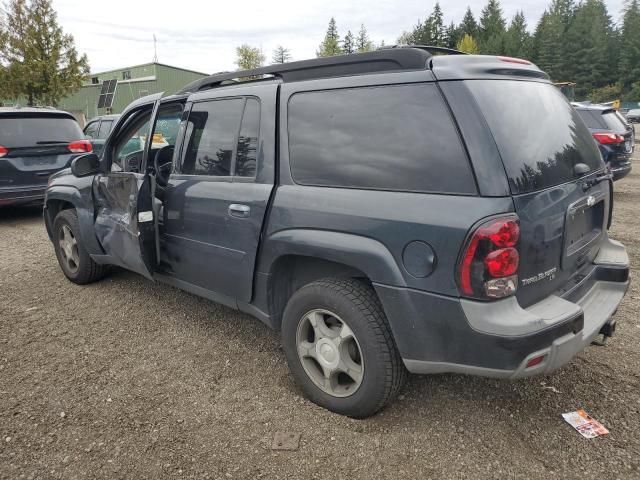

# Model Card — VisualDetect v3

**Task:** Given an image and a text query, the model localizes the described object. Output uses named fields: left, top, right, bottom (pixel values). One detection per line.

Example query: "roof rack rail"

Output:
left=178, top=47, right=435, bottom=94
left=379, top=44, right=467, bottom=56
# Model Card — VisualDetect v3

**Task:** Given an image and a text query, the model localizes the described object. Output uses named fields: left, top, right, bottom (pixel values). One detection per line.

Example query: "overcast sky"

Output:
left=54, top=0, right=627, bottom=74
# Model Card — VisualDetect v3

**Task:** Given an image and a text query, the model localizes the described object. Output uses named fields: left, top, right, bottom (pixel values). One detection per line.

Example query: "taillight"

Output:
left=68, top=140, right=93, bottom=153
left=0, top=145, right=8, bottom=158
left=458, top=216, right=520, bottom=300
left=593, top=132, right=624, bottom=145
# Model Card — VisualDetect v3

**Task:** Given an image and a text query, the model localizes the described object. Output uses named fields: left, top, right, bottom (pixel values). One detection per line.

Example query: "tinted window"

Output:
left=602, top=111, right=627, bottom=132
left=0, top=115, right=83, bottom=147
left=235, top=99, right=260, bottom=177
left=576, top=110, right=605, bottom=129
left=181, top=99, right=244, bottom=176
left=467, top=80, right=604, bottom=194
left=288, top=84, right=475, bottom=194
left=84, top=121, right=99, bottom=139
left=97, top=120, right=113, bottom=139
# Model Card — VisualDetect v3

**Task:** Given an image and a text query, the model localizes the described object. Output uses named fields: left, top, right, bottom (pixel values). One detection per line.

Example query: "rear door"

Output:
left=465, top=80, right=609, bottom=307
left=92, top=98, right=161, bottom=280
left=159, top=83, right=276, bottom=302
left=0, top=112, right=86, bottom=189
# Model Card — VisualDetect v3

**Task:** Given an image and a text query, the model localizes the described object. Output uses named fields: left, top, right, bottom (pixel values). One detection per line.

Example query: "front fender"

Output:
left=258, top=229, right=406, bottom=287
left=45, top=184, right=104, bottom=256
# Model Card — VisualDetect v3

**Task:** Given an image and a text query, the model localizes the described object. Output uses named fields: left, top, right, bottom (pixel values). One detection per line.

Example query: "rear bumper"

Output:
left=0, top=185, right=46, bottom=206
left=375, top=236, right=629, bottom=379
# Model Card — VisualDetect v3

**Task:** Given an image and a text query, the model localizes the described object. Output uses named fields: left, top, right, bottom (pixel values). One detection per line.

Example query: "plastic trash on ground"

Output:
left=562, top=410, right=609, bottom=438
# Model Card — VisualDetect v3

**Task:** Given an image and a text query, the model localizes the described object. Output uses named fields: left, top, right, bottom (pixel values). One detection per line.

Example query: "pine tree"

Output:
left=504, top=11, right=531, bottom=59
left=317, top=18, right=341, bottom=57
left=532, top=0, right=575, bottom=81
left=445, top=22, right=461, bottom=49
left=619, top=0, right=640, bottom=90
left=457, top=34, right=480, bottom=54
left=271, top=45, right=291, bottom=64
left=430, top=3, right=445, bottom=46
left=356, top=24, right=374, bottom=52
left=343, top=30, right=355, bottom=54
left=0, top=0, right=89, bottom=106
left=564, top=0, right=617, bottom=97
left=478, top=0, right=507, bottom=54
left=459, top=7, right=478, bottom=39
left=235, top=44, right=265, bottom=70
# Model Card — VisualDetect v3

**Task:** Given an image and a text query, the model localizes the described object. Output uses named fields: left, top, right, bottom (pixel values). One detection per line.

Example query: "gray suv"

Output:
left=43, top=47, right=630, bottom=418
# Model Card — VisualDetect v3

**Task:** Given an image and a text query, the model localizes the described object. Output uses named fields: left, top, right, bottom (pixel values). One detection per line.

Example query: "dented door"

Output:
left=93, top=172, right=157, bottom=280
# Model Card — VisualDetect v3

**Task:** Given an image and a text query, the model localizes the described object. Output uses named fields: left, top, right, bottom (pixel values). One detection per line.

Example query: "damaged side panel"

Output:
left=93, top=172, right=156, bottom=280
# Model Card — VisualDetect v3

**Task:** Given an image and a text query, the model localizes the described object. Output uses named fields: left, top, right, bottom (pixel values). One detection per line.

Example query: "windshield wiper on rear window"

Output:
left=36, top=141, right=68, bottom=144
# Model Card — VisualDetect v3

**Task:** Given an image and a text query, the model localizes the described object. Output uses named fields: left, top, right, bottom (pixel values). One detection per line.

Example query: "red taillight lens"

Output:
left=68, top=140, right=93, bottom=153
left=593, top=132, right=624, bottom=145
left=485, top=248, right=519, bottom=277
left=458, top=217, right=520, bottom=299
left=0, top=145, right=8, bottom=158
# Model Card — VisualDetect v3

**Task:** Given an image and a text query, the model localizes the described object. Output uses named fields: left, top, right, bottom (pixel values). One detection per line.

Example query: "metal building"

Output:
left=57, top=62, right=208, bottom=125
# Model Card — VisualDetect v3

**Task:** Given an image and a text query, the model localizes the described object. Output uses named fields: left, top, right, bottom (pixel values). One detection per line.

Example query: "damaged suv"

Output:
left=44, top=47, right=629, bottom=418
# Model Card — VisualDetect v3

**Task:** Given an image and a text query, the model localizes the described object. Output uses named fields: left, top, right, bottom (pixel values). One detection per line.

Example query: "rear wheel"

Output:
left=53, top=209, right=107, bottom=284
left=281, top=278, right=407, bottom=418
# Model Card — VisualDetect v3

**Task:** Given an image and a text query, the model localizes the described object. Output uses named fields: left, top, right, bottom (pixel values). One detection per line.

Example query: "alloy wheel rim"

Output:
left=58, top=224, right=80, bottom=274
left=296, top=309, right=364, bottom=398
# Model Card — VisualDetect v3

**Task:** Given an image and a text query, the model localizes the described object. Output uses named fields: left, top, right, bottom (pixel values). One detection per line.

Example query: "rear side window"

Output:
left=467, top=80, right=604, bottom=194
left=0, top=114, right=83, bottom=147
left=602, top=111, right=627, bottom=132
left=97, top=120, right=113, bottom=139
left=287, top=84, right=476, bottom=194
left=84, top=121, right=99, bottom=139
left=181, top=97, right=260, bottom=177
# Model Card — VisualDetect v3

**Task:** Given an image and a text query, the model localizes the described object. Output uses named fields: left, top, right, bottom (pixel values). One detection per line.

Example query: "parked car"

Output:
left=0, top=107, right=91, bottom=207
left=573, top=103, right=633, bottom=181
left=626, top=108, right=640, bottom=123
left=44, top=48, right=629, bottom=418
left=83, top=114, right=119, bottom=156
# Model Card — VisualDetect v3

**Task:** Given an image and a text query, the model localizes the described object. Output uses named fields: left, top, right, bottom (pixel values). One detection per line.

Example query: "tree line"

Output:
left=237, top=0, right=640, bottom=102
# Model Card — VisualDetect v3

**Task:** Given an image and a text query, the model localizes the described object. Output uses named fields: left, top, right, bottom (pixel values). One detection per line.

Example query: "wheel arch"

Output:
left=255, top=229, right=406, bottom=329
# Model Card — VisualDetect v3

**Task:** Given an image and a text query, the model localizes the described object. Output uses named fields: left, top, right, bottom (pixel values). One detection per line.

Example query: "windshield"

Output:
left=467, top=80, right=604, bottom=194
left=0, top=114, right=83, bottom=147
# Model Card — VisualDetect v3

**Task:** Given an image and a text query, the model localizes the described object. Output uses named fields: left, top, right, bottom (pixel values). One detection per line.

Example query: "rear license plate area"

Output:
left=565, top=199, right=604, bottom=257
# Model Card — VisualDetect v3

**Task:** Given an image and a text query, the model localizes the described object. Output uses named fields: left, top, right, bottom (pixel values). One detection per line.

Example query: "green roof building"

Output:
left=56, top=62, right=208, bottom=125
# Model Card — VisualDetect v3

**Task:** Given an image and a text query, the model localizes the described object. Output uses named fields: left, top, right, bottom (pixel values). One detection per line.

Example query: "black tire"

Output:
left=281, top=278, right=407, bottom=418
left=53, top=209, right=107, bottom=285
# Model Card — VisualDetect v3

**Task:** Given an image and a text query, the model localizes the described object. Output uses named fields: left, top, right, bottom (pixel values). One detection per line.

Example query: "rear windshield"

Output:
left=0, top=114, right=83, bottom=148
left=603, top=111, right=627, bottom=131
left=467, top=80, right=604, bottom=194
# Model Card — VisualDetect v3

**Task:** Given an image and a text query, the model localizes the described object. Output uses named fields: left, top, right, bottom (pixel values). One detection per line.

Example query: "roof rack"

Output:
left=379, top=44, right=467, bottom=56
left=179, top=47, right=452, bottom=94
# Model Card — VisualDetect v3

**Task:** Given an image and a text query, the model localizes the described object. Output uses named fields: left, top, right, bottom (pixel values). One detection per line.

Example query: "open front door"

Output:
left=92, top=95, right=162, bottom=280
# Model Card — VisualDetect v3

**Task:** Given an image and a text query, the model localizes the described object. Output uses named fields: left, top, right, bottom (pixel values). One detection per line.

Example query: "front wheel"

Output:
left=53, top=209, right=107, bottom=284
left=281, top=278, right=407, bottom=418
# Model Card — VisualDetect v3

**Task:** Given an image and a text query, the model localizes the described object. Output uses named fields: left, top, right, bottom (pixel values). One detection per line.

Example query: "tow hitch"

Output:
left=592, top=319, right=617, bottom=346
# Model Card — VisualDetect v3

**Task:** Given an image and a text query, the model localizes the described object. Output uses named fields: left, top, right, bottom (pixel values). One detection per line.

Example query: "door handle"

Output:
left=228, top=204, right=250, bottom=218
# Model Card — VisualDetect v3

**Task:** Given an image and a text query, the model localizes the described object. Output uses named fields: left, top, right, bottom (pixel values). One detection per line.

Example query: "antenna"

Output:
left=153, top=34, right=158, bottom=63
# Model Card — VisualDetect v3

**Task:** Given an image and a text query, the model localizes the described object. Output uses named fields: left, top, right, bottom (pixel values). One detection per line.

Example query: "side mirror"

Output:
left=71, top=153, right=100, bottom=177
left=573, top=163, right=591, bottom=177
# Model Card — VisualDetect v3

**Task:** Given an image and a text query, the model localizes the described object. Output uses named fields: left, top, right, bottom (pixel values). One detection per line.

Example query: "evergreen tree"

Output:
left=619, top=0, right=640, bottom=89
left=0, top=0, right=89, bottom=106
left=343, top=30, right=355, bottom=54
left=532, top=0, right=574, bottom=81
left=235, top=44, right=265, bottom=70
left=271, top=45, right=291, bottom=64
left=445, top=22, right=461, bottom=49
left=478, top=0, right=507, bottom=54
left=457, top=34, right=480, bottom=54
left=356, top=24, right=374, bottom=52
left=430, top=3, right=445, bottom=46
left=504, top=11, right=531, bottom=59
left=459, top=6, right=478, bottom=39
left=317, top=17, right=341, bottom=57
left=564, top=0, right=617, bottom=97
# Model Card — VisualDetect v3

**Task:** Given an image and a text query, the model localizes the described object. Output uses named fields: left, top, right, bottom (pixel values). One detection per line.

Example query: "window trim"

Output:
left=285, top=83, right=477, bottom=196
left=177, top=95, right=261, bottom=179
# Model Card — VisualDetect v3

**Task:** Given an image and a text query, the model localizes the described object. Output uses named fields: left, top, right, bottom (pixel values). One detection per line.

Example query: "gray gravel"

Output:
left=1, top=152, right=639, bottom=479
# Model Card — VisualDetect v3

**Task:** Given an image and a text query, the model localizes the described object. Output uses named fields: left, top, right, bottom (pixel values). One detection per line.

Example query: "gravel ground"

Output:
left=1, top=153, right=640, bottom=480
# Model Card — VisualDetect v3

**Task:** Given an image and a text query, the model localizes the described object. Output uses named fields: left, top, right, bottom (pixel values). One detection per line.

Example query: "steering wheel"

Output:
left=154, top=145, right=175, bottom=186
